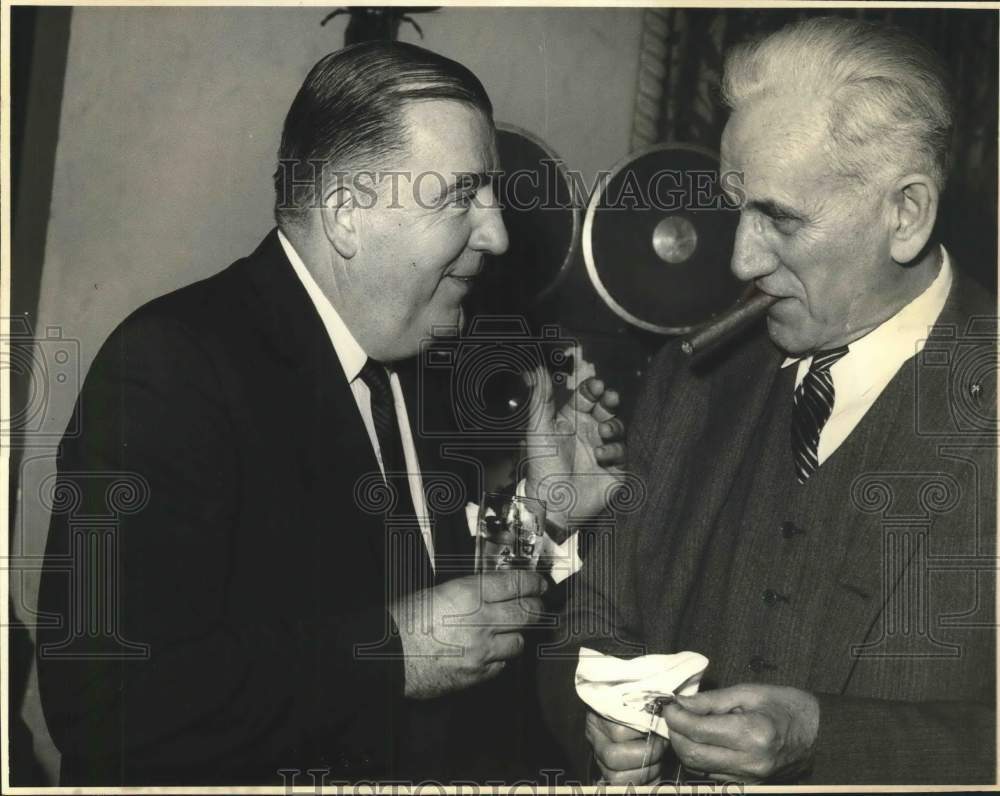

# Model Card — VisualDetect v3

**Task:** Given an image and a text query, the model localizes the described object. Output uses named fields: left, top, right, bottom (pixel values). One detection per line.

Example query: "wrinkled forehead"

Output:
left=399, top=99, right=498, bottom=171
left=720, top=93, right=840, bottom=193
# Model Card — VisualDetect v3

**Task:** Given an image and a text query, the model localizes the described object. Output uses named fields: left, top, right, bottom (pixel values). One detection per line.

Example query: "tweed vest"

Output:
left=674, top=358, right=907, bottom=691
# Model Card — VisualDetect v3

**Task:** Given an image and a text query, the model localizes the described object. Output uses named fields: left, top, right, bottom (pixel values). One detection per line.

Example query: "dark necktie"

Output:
left=357, top=358, right=432, bottom=590
left=791, top=345, right=850, bottom=484
left=358, top=358, right=405, bottom=478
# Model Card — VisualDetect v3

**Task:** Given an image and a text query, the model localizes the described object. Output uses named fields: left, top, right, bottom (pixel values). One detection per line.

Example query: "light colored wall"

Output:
left=15, top=6, right=642, bottom=782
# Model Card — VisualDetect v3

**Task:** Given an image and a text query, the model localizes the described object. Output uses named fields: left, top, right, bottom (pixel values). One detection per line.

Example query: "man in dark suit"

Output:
left=541, top=17, right=996, bottom=785
left=37, top=41, right=625, bottom=785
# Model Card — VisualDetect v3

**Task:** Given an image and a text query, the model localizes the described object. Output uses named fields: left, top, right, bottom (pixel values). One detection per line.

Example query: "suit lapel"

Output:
left=810, top=269, right=993, bottom=693
left=642, top=334, right=783, bottom=649
left=692, top=336, right=784, bottom=525
left=239, top=230, right=389, bottom=572
left=809, top=366, right=912, bottom=692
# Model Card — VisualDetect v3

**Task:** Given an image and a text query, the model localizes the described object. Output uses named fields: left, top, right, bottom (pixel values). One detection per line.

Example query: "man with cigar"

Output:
left=542, top=16, right=995, bottom=785
left=37, top=41, right=624, bottom=785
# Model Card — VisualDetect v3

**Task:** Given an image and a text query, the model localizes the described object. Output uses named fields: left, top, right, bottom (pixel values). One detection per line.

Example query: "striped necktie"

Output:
left=791, top=345, right=849, bottom=483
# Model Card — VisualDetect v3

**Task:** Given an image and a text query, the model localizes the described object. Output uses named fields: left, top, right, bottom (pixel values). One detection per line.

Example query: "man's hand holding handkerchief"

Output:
left=575, top=646, right=709, bottom=785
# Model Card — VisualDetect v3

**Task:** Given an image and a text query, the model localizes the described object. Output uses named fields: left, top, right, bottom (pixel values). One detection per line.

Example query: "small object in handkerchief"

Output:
left=575, top=646, right=709, bottom=739
left=623, top=690, right=676, bottom=713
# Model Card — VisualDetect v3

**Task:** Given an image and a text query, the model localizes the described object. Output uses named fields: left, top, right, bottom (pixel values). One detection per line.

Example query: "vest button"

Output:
left=781, top=521, right=804, bottom=538
left=746, top=655, right=774, bottom=673
left=762, top=588, right=788, bottom=606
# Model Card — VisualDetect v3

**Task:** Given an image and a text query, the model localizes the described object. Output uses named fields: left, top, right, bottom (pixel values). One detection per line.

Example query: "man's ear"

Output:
left=888, top=173, right=939, bottom=264
left=320, top=187, right=358, bottom=259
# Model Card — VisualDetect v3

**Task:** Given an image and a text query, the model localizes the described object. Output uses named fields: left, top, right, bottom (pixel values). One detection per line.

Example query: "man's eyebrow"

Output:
left=746, top=198, right=804, bottom=220
left=443, top=171, right=493, bottom=197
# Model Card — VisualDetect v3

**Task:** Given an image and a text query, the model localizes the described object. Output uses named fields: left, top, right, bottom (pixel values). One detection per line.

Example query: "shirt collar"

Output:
left=277, top=229, right=368, bottom=383
left=781, top=246, right=953, bottom=384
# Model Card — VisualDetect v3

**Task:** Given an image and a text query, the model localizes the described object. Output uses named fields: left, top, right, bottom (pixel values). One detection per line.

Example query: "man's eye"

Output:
left=770, top=214, right=800, bottom=233
left=450, top=191, right=475, bottom=209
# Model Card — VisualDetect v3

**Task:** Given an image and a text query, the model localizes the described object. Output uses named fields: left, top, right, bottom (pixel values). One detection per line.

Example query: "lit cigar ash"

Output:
left=681, top=291, right=779, bottom=358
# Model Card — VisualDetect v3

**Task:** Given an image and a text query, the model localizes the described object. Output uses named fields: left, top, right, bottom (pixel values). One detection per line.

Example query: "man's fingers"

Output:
left=587, top=732, right=658, bottom=774
left=475, top=660, right=509, bottom=685
left=593, top=388, right=620, bottom=423
left=663, top=703, right=750, bottom=750
left=562, top=377, right=621, bottom=426
left=598, top=417, right=625, bottom=441
left=706, top=771, right=760, bottom=785
left=586, top=711, right=644, bottom=743
left=578, top=376, right=604, bottom=402
left=567, top=377, right=602, bottom=416
left=598, top=387, right=620, bottom=409
left=595, top=442, right=626, bottom=466
left=670, top=692, right=715, bottom=715
left=487, top=595, right=544, bottom=629
left=480, top=570, right=547, bottom=602
left=674, top=684, right=760, bottom=714
left=484, top=631, right=525, bottom=663
left=595, top=737, right=665, bottom=776
left=670, top=729, right=753, bottom=780
left=598, top=764, right=663, bottom=786
left=585, top=714, right=665, bottom=783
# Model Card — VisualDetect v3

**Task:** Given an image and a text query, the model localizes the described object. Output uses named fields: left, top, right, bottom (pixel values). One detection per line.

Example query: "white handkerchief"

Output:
left=575, top=646, right=709, bottom=739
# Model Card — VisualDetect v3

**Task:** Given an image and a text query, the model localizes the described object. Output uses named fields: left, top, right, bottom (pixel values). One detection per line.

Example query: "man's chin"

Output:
left=766, top=316, right=813, bottom=357
left=424, top=306, right=467, bottom=341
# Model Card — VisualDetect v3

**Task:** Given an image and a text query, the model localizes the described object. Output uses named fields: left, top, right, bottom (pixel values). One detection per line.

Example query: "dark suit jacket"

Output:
left=36, top=230, right=495, bottom=785
left=539, top=268, right=996, bottom=785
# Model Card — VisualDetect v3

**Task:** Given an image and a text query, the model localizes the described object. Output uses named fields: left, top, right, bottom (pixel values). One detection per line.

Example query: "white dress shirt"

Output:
left=278, top=231, right=435, bottom=567
left=783, top=247, right=953, bottom=466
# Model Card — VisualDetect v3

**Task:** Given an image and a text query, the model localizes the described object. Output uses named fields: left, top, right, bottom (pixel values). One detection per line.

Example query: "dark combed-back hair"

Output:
left=273, top=40, right=494, bottom=228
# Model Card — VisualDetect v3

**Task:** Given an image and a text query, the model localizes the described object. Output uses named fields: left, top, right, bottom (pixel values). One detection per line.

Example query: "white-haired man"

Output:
left=541, top=16, right=995, bottom=785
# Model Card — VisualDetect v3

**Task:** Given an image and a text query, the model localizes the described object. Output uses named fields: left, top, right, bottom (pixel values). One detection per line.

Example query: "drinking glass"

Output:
left=475, top=492, right=547, bottom=572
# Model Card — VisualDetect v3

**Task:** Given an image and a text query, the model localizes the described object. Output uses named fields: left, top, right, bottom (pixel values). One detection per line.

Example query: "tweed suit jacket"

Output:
left=540, top=269, right=996, bottom=785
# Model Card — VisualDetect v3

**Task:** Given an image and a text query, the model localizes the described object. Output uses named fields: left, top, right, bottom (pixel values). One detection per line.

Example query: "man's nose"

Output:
left=730, top=212, right=777, bottom=283
left=470, top=202, right=509, bottom=256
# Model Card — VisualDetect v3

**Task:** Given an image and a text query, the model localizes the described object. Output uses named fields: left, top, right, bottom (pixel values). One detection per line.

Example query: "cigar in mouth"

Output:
left=681, top=291, right=779, bottom=358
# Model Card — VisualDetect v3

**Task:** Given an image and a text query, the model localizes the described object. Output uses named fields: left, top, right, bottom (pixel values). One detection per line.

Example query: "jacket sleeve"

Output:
left=36, top=311, right=404, bottom=784
left=536, top=341, right=689, bottom=779
left=809, top=694, right=995, bottom=784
